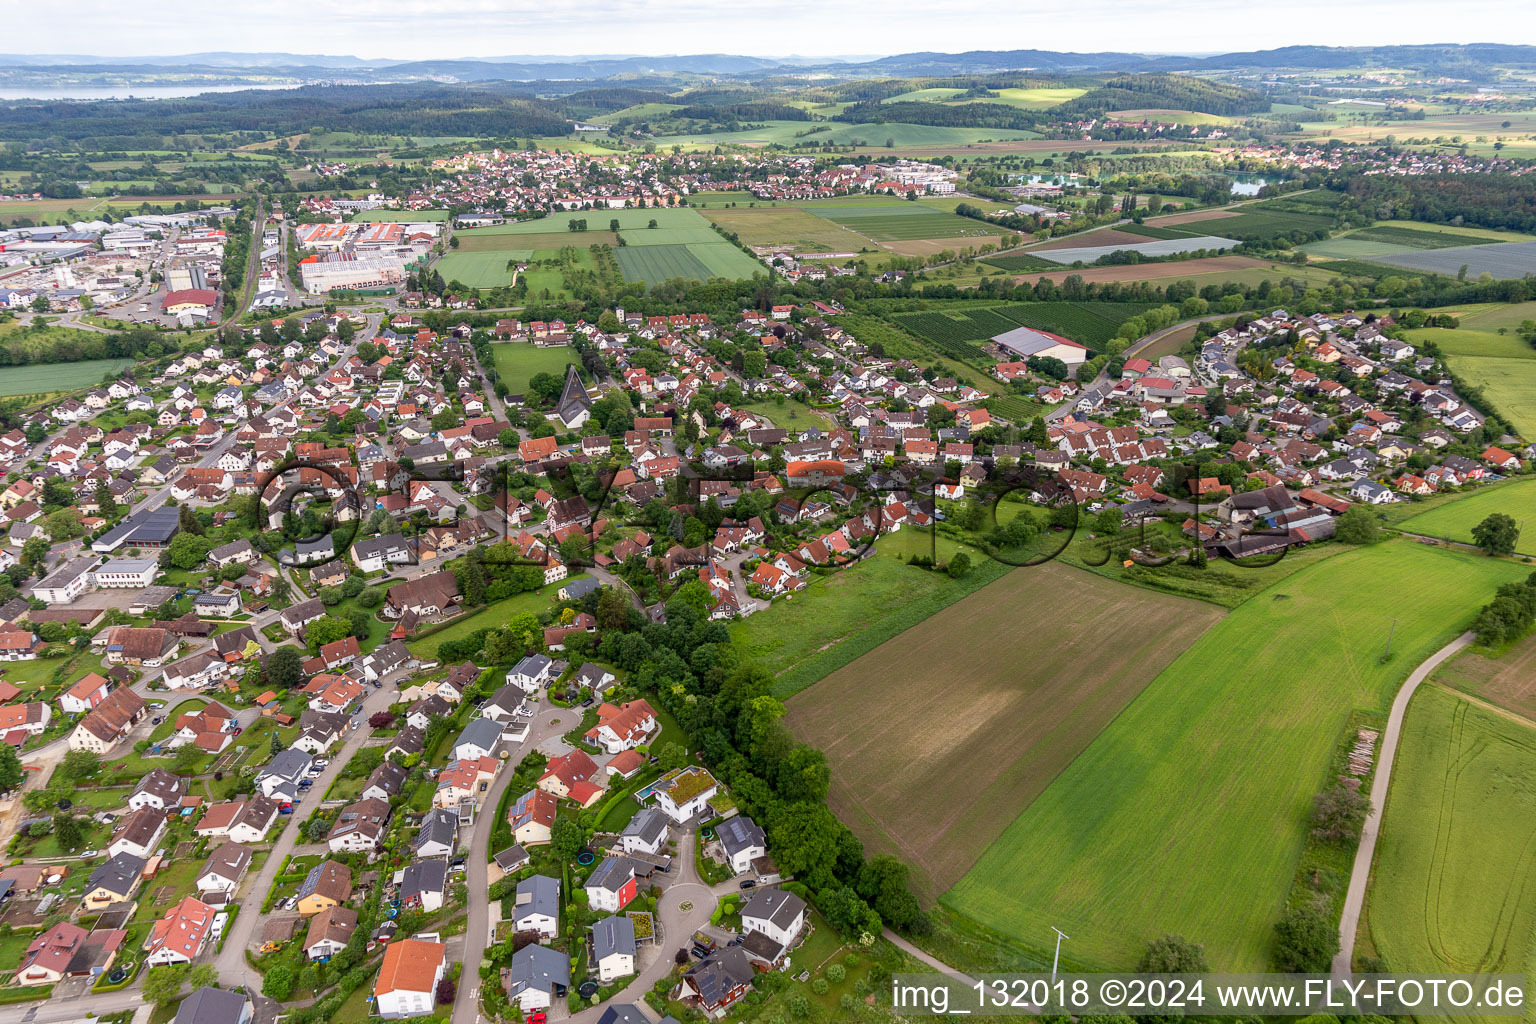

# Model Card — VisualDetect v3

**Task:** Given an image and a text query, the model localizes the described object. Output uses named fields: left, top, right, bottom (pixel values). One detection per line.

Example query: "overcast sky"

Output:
left=12, top=0, right=1535, bottom=61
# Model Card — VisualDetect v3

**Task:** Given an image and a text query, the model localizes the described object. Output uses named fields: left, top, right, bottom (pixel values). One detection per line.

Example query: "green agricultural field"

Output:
left=0, top=358, right=135, bottom=397
left=892, top=300, right=1154, bottom=356
left=1302, top=238, right=1414, bottom=260
left=1449, top=356, right=1536, bottom=438
left=456, top=230, right=616, bottom=252
left=806, top=201, right=993, bottom=242
left=1458, top=300, right=1536, bottom=332
left=944, top=542, right=1527, bottom=971
left=1397, top=478, right=1536, bottom=555
left=700, top=205, right=870, bottom=252
left=454, top=207, right=716, bottom=241
left=1364, top=685, right=1536, bottom=1020
left=613, top=242, right=763, bottom=286
left=349, top=208, right=448, bottom=221
left=731, top=546, right=1016, bottom=699
left=645, top=121, right=1040, bottom=149
left=995, top=86, right=1089, bottom=108
left=434, top=251, right=517, bottom=289
left=489, top=343, right=577, bottom=393
left=1404, top=325, right=1536, bottom=361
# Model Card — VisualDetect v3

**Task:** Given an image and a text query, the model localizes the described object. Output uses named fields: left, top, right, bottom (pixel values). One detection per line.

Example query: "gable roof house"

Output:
left=69, top=686, right=147, bottom=753
left=83, top=852, right=147, bottom=909
left=304, top=906, right=358, bottom=962
left=512, top=874, right=560, bottom=938
left=505, top=942, right=571, bottom=1011
left=374, top=937, right=447, bottom=1020
left=295, top=859, right=353, bottom=916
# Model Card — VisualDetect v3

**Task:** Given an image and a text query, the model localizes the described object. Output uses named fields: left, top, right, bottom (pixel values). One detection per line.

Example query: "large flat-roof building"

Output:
left=93, top=506, right=180, bottom=553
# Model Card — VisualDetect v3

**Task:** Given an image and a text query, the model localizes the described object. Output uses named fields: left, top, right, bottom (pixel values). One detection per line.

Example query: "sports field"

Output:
left=1365, top=685, right=1536, bottom=1018
left=489, top=343, right=577, bottom=393
left=613, top=242, right=762, bottom=285
left=0, top=357, right=135, bottom=397
left=944, top=542, right=1528, bottom=970
left=785, top=560, right=1222, bottom=900
left=434, top=251, right=517, bottom=289
left=1398, top=478, right=1536, bottom=555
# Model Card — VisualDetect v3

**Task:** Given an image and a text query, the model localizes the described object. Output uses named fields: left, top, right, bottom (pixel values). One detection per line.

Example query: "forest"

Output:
left=1344, top=173, right=1536, bottom=233
left=0, top=83, right=572, bottom=145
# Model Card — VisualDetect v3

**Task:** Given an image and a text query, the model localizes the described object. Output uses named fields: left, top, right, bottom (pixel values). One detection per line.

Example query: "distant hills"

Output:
left=1, top=44, right=1534, bottom=84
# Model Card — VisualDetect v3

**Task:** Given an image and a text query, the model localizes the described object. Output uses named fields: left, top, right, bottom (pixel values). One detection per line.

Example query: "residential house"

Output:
left=513, top=874, right=560, bottom=939
left=374, top=938, right=447, bottom=1019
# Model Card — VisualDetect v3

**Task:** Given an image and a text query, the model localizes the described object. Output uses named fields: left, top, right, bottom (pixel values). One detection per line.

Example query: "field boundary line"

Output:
left=1333, top=630, right=1476, bottom=979
left=1426, top=681, right=1536, bottom=732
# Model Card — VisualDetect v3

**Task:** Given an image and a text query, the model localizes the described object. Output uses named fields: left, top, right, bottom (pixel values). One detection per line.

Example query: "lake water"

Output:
left=1229, top=175, right=1273, bottom=197
left=0, top=83, right=293, bottom=101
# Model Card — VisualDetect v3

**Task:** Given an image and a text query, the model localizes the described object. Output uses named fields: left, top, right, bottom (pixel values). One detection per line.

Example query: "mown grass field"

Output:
left=943, top=542, right=1527, bottom=970
left=1405, top=320, right=1536, bottom=436
left=730, top=547, right=1015, bottom=699
left=1397, top=478, right=1536, bottom=555
left=489, top=343, right=577, bottom=393
left=738, top=399, right=835, bottom=432
left=1451, top=356, right=1536, bottom=438
left=699, top=205, right=869, bottom=252
left=456, top=230, right=616, bottom=252
left=407, top=577, right=583, bottom=661
left=0, top=357, right=135, bottom=397
left=434, top=251, right=517, bottom=289
left=786, top=560, right=1222, bottom=901
left=1365, top=685, right=1536, bottom=1021
left=807, top=201, right=997, bottom=242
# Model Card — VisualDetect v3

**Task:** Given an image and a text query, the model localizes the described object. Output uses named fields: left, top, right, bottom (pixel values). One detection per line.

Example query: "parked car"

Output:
left=738, top=879, right=757, bottom=890
left=150, top=716, right=164, bottom=725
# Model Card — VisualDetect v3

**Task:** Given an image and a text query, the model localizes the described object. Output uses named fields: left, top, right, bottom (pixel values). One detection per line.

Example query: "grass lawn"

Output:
left=731, top=546, right=1015, bottom=699
left=1397, top=477, right=1536, bottom=554
left=737, top=400, right=834, bottom=432
left=1363, top=685, right=1536, bottom=1017
left=942, top=541, right=1528, bottom=971
left=1404, top=325, right=1536, bottom=361
left=489, top=343, right=577, bottom=394
left=406, top=577, right=581, bottom=661
left=0, top=358, right=136, bottom=398
left=433, top=251, right=516, bottom=289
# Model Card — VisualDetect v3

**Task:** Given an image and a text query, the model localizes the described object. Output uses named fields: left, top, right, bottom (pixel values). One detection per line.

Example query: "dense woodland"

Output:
left=0, top=84, right=572, bottom=146
left=1343, top=174, right=1536, bottom=233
